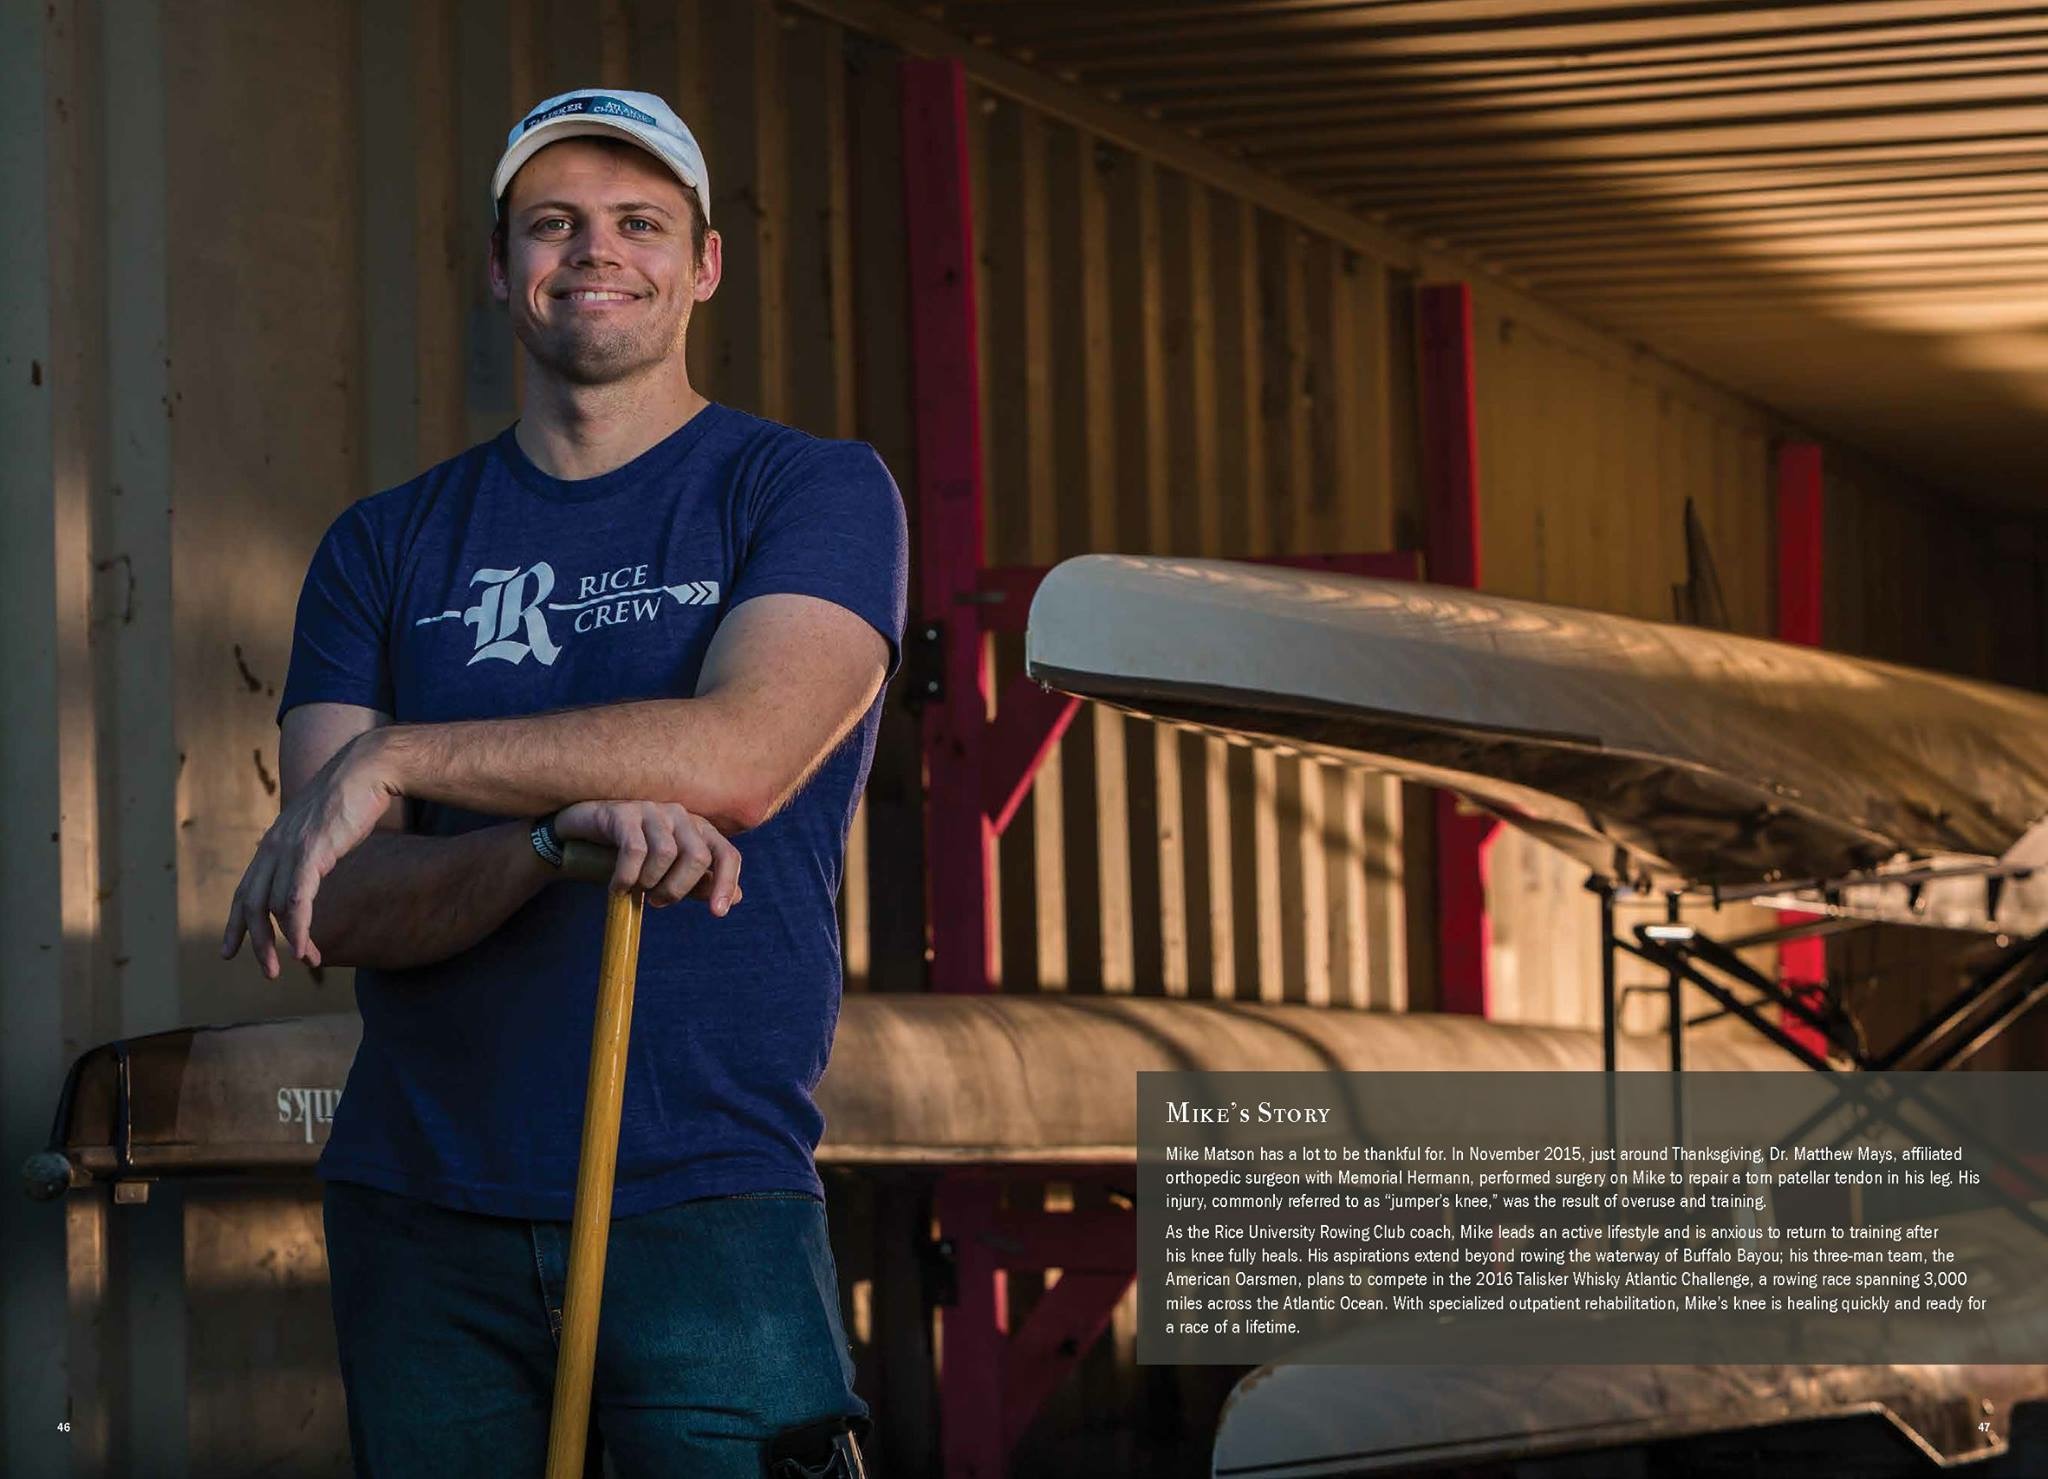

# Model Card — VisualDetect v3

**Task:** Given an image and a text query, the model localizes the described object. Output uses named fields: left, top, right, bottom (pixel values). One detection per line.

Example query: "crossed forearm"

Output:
left=235, top=697, right=773, bottom=977
left=365, top=696, right=765, bottom=835
left=311, top=824, right=555, bottom=971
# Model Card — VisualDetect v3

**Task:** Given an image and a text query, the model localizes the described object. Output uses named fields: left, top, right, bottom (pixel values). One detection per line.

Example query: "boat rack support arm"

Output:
left=1593, top=880, right=2048, bottom=1076
left=1873, top=929, right=2048, bottom=1072
left=1621, top=929, right=1836, bottom=1072
left=1765, top=1071, right=2048, bottom=1242
left=932, top=1171, right=1136, bottom=1478
left=1774, top=443, right=1833, bottom=1062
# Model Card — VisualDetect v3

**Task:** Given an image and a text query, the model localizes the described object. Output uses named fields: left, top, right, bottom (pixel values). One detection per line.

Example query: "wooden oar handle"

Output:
left=545, top=853, right=643, bottom=1478
left=560, top=839, right=621, bottom=885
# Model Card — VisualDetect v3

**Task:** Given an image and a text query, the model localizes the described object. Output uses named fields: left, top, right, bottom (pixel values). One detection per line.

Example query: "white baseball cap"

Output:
left=492, top=88, right=711, bottom=222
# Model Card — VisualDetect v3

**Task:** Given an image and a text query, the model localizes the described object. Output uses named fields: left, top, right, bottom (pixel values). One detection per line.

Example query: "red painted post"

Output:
left=901, top=61, right=1434, bottom=1457
left=1001, top=1271, right=1132, bottom=1454
left=1417, top=282, right=1495, bottom=1016
left=1775, top=444, right=1829, bottom=1056
left=1433, top=800, right=1497, bottom=1016
left=934, top=1177, right=1008, bottom=1479
left=901, top=57, right=995, bottom=996
left=929, top=1178, right=1138, bottom=1476
left=1417, top=285, right=1481, bottom=592
left=1776, top=445, right=1824, bottom=649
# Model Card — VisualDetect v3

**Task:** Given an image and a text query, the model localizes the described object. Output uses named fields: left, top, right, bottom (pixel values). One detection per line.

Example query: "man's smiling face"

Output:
left=490, top=137, right=719, bottom=387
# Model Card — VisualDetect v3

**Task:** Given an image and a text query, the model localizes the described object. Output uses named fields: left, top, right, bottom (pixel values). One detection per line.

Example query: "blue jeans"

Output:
left=323, top=1179, right=868, bottom=1478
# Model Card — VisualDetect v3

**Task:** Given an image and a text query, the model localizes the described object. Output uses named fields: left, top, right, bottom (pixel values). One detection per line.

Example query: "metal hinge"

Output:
left=922, top=1234, right=959, bottom=1308
left=904, top=621, right=945, bottom=711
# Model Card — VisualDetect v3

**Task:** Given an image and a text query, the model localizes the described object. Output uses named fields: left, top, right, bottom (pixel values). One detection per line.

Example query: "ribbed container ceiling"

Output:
left=910, top=0, right=2048, bottom=508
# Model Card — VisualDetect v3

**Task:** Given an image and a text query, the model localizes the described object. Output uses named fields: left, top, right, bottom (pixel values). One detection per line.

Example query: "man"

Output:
left=221, top=87, right=903, bottom=1478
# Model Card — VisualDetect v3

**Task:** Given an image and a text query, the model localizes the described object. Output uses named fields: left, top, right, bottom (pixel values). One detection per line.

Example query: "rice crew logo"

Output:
left=416, top=561, right=719, bottom=667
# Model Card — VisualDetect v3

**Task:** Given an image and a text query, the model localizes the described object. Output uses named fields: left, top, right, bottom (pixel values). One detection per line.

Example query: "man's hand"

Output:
left=554, top=800, right=744, bottom=911
left=221, top=732, right=401, bottom=977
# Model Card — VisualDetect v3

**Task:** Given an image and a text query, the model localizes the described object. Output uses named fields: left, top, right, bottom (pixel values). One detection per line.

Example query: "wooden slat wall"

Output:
left=15, top=3, right=2048, bottom=1474
left=28, top=7, right=2044, bottom=1164
left=966, top=87, right=1424, bottom=1461
left=1820, top=452, right=2048, bottom=1065
left=1826, top=452, right=2046, bottom=688
left=971, top=90, right=1417, bottom=1013
left=1464, top=283, right=1780, bottom=1029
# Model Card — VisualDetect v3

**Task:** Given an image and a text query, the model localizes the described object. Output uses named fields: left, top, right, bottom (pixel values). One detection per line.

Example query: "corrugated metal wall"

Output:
left=961, top=87, right=1426, bottom=1468
left=968, top=89, right=1417, bottom=1012
left=7, top=1, right=2046, bottom=1474
left=1826, top=451, right=2047, bottom=686
left=380, top=0, right=1433, bottom=1016
left=1465, top=285, right=1779, bottom=1029
left=1819, top=451, right=2048, bottom=1069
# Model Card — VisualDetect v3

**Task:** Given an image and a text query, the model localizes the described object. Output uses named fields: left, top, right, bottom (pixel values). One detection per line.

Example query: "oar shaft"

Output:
left=546, top=847, right=642, bottom=1479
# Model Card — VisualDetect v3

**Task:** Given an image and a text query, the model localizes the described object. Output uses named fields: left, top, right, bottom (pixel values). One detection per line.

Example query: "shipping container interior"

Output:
left=6, top=2, right=2046, bottom=1476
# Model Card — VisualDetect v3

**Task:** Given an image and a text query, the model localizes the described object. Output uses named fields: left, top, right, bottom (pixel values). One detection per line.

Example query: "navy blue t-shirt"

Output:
left=277, top=404, right=907, bottom=1219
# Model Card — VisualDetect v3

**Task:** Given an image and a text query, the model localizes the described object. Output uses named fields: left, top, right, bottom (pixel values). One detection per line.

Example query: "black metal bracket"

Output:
left=1622, top=926, right=1845, bottom=1072
left=1591, top=880, right=2048, bottom=1075
left=903, top=620, right=945, bottom=713
left=1585, top=884, right=2048, bottom=1291
left=921, top=1233, right=960, bottom=1308
left=1871, top=929, right=2048, bottom=1071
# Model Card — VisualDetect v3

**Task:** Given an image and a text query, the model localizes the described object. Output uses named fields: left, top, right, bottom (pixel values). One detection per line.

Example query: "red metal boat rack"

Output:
left=898, top=57, right=1484, bottom=1476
